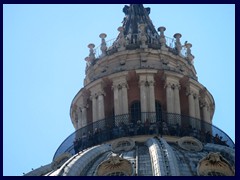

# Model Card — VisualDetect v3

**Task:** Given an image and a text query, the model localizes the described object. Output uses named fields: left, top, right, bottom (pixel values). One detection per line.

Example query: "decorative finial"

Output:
left=158, top=26, right=167, bottom=50
left=174, top=33, right=182, bottom=55
left=117, top=26, right=126, bottom=50
left=85, top=56, right=91, bottom=67
left=185, top=43, right=195, bottom=63
left=99, top=33, right=107, bottom=57
left=88, top=43, right=95, bottom=63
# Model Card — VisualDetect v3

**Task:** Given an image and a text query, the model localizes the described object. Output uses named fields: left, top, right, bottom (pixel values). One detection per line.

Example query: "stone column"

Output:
left=166, top=83, right=174, bottom=113
left=74, top=108, right=81, bottom=140
left=111, top=75, right=128, bottom=126
left=194, top=95, right=200, bottom=119
left=121, top=82, right=129, bottom=115
left=118, top=86, right=123, bottom=114
left=77, top=108, right=82, bottom=129
left=174, top=83, right=181, bottom=114
left=98, top=91, right=105, bottom=120
left=165, top=74, right=182, bottom=126
left=145, top=73, right=155, bottom=112
left=136, top=70, right=157, bottom=122
left=112, top=84, right=120, bottom=115
left=187, top=91, right=196, bottom=129
left=112, top=84, right=121, bottom=126
left=201, top=101, right=211, bottom=133
left=194, top=94, right=201, bottom=130
left=140, top=81, right=147, bottom=112
left=188, top=91, right=195, bottom=118
left=149, top=80, right=156, bottom=123
left=72, top=109, right=77, bottom=129
left=112, top=76, right=128, bottom=116
left=90, top=82, right=105, bottom=129
left=203, top=103, right=211, bottom=124
left=139, top=80, right=147, bottom=122
left=148, top=80, right=156, bottom=123
left=97, top=91, right=105, bottom=130
left=173, top=83, right=181, bottom=125
left=81, top=107, right=87, bottom=128
left=188, top=82, right=201, bottom=130
left=165, top=83, right=174, bottom=125
left=149, top=81, right=155, bottom=112
left=91, top=95, right=98, bottom=123
left=80, top=107, right=87, bottom=134
left=187, top=92, right=200, bottom=130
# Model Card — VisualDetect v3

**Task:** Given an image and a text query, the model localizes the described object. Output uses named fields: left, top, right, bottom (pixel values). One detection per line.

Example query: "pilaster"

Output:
left=77, top=107, right=82, bottom=129
left=89, top=83, right=105, bottom=124
left=121, top=82, right=129, bottom=114
left=111, top=75, right=129, bottom=116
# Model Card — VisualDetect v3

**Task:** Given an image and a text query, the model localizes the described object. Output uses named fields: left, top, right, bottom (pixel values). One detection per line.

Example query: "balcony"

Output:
left=53, top=112, right=234, bottom=161
left=91, top=34, right=189, bottom=61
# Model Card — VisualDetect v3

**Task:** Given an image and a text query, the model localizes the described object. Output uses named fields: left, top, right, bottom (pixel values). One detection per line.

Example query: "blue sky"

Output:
left=3, top=4, right=235, bottom=176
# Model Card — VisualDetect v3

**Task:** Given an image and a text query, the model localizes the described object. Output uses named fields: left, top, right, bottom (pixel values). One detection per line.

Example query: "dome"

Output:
left=26, top=136, right=235, bottom=176
left=24, top=4, right=235, bottom=176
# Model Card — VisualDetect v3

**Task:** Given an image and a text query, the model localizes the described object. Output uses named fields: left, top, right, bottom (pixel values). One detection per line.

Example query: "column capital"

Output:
left=164, top=81, right=180, bottom=89
left=186, top=89, right=194, bottom=96
left=164, top=73, right=182, bottom=92
left=112, top=82, right=129, bottom=90
left=148, top=80, right=155, bottom=86
left=172, top=83, right=180, bottom=90
left=200, top=100, right=209, bottom=108
left=200, top=98, right=211, bottom=112
left=186, top=86, right=199, bottom=97
left=121, top=82, right=129, bottom=89
left=111, top=74, right=128, bottom=89
left=77, top=106, right=82, bottom=112
left=97, top=90, right=106, bottom=97
left=71, top=103, right=78, bottom=111
left=90, top=93, right=98, bottom=100
left=186, top=90, right=193, bottom=96
left=139, top=80, right=146, bottom=87
left=112, top=84, right=119, bottom=90
left=164, top=82, right=173, bottom=89
left=90, top=84, right=105, bottom=98
left=193, top=93, right=200, bottom=99
left=80, top=104, right=89, bottom=109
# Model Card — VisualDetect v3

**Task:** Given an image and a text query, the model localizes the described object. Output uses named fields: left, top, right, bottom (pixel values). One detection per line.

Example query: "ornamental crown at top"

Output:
left=84, top=4, right=194, bottom=67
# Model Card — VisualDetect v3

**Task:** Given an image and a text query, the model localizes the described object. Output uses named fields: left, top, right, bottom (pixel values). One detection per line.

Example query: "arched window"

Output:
left=106, top=172, right=127, bottom=176
left=155, top=101, right=162, bottom=122
left=130, top=101, right=141, bottom=124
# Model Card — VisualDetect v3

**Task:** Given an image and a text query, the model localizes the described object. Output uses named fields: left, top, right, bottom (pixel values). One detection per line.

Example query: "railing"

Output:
left=92, top=34, right=187, bottom=59
left=53, top=112, right=234, bottom=160
left=94, top=38, right=116, bottom=58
